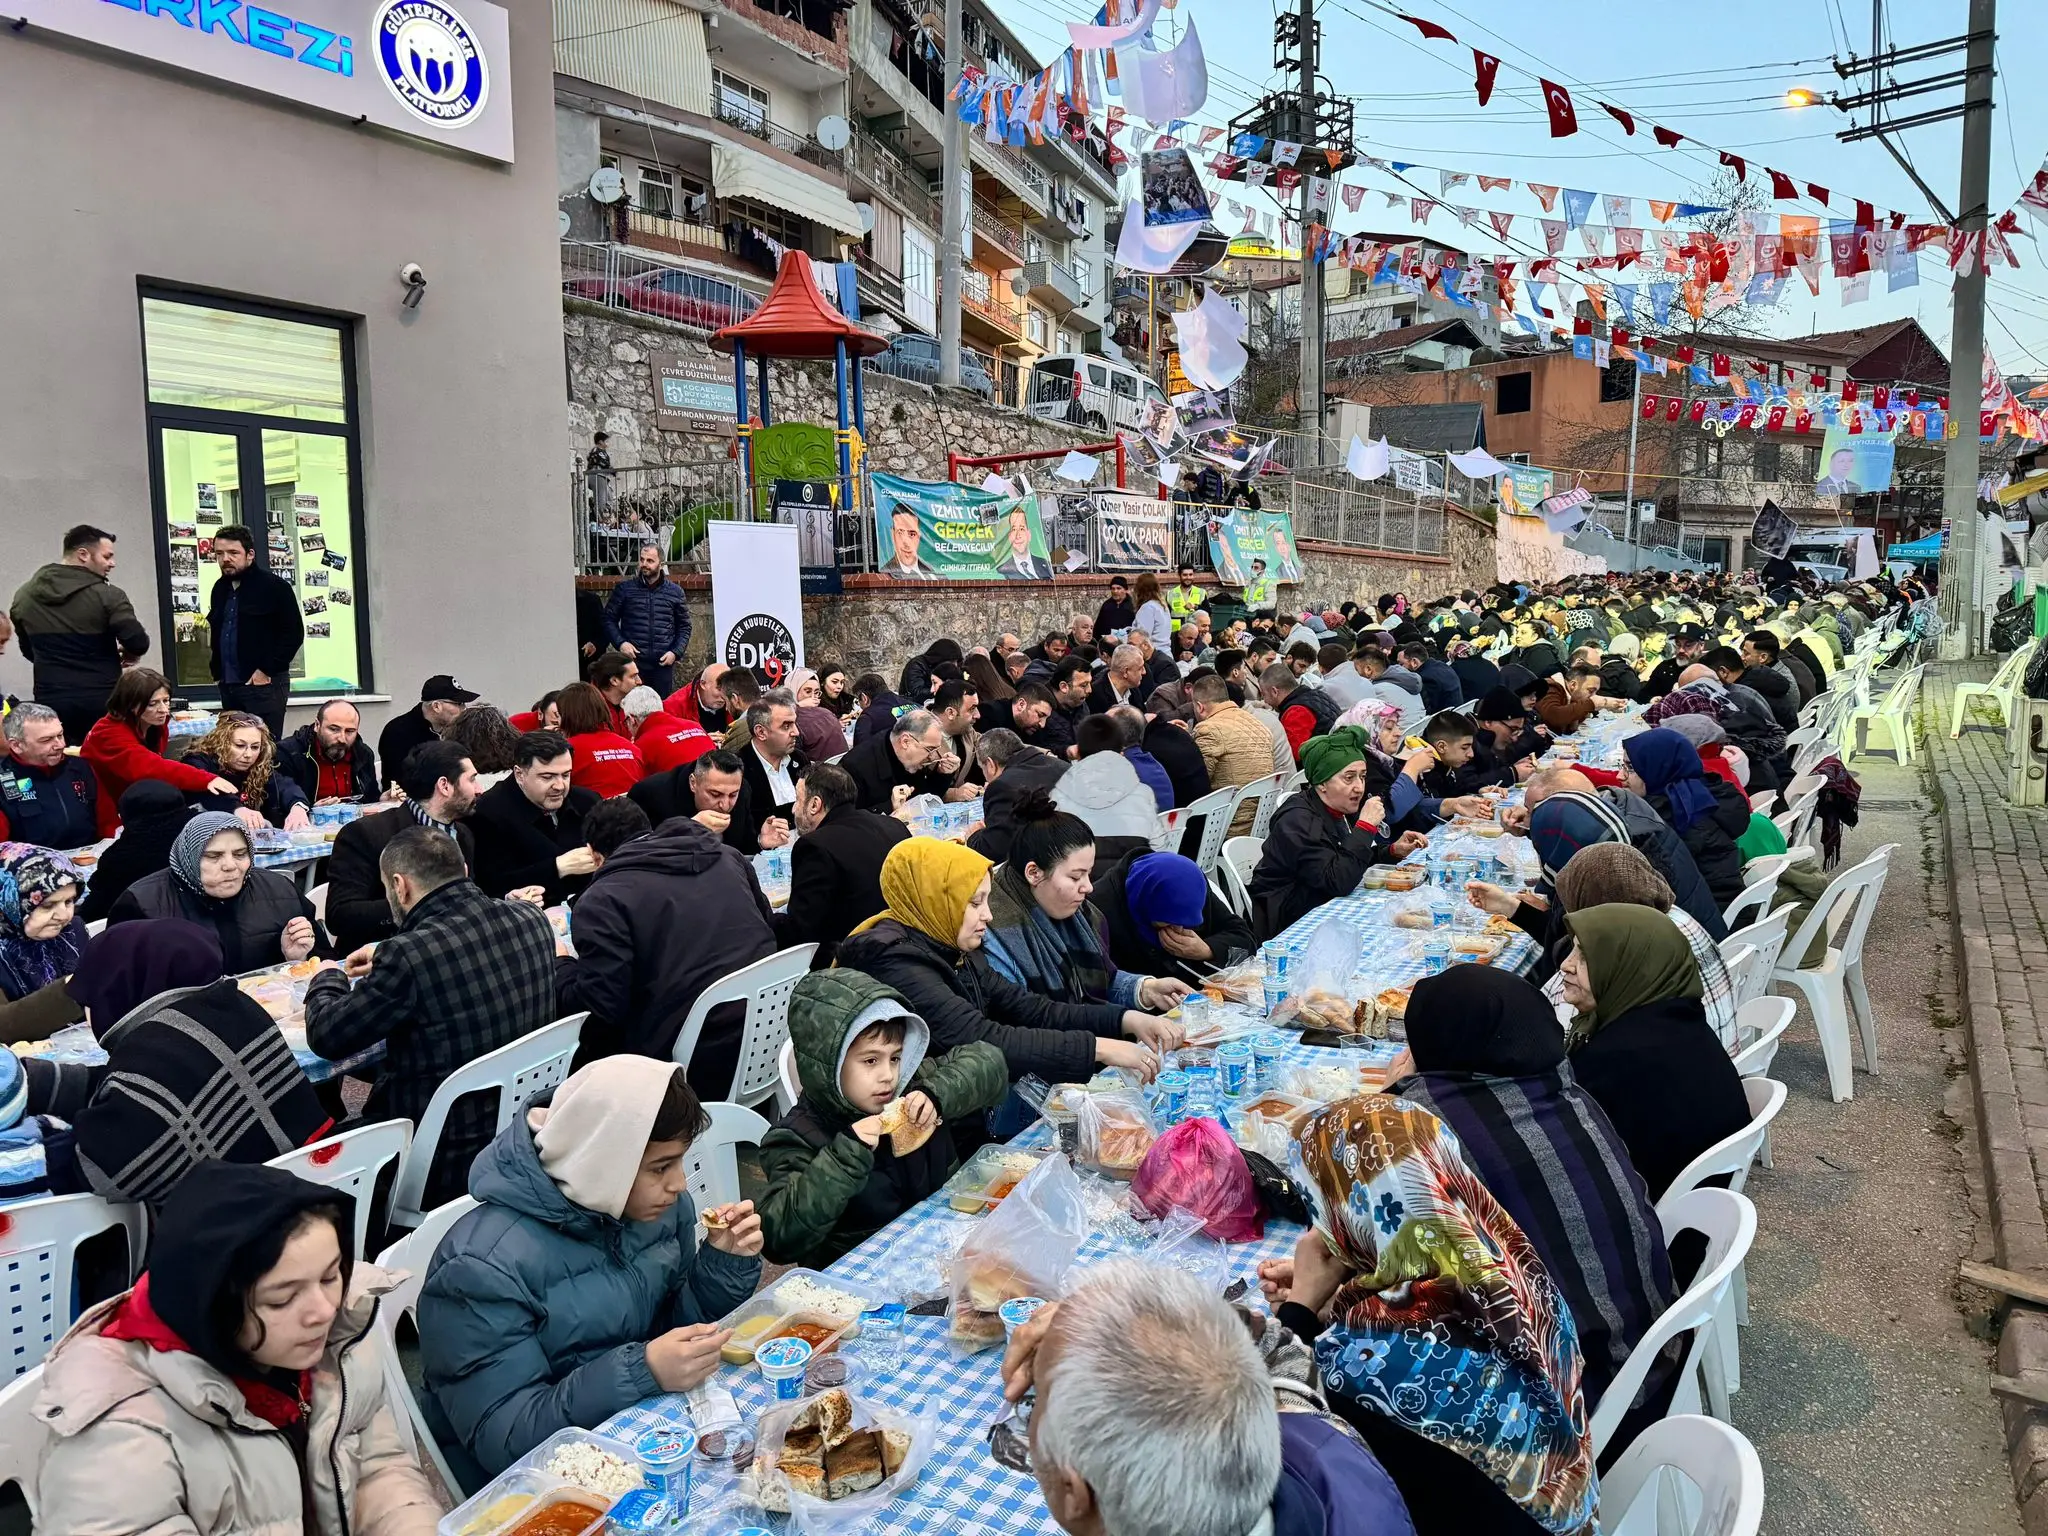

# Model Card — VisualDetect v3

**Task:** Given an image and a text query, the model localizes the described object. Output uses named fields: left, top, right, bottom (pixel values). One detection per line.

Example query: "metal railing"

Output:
left=1265, top=470, right=1450, bottom=557
left=960, top=281, right=1023, bottom=337
left=848, top=128, right=941, bottom=229
left=1021, top=259, right=1083, bottom=311
left=712, top=98, right=842, bottom=173
left=850, top=248, right=906, bottom=316
left=562, top=241, right=763, bottom=336
left=574, top=460, right=749, bottom=575
left=971, top=201, right=1028, bottom=261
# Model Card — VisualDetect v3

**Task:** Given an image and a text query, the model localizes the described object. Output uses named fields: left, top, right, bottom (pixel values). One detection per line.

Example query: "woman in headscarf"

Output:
left=1258, top=1096, right=1598, bottom=1534
left=1247, top=727, right=1428, bottom=940
left=183, top=711, right=313, bottom=829
left=78, top=780, right=192, bottom=925
left=1659, top=711, right=1745, bottom=790
left=36, top=1162, right=444, bottom=1535
left=1390, top=966, right=1678, bottom=1416
left=1621, top=728, right=1750, bottom=910
left=1551, top=842, right=1739, bottom=1051
left=787, top=668, right=853, bottom=761
left=106, top=813, right=320, bottom=973
left=1561, top=905, right=1753, bottom=1201
left=981, top=795, right=1189, bottom=1013
left=835, top=837, right=1179, bottom=1088
left=1092, top=846, right=1257, bottom=984
left=0, top=843, right=89, bottom=1042
left=1446, top=635, right=1501, bottom=703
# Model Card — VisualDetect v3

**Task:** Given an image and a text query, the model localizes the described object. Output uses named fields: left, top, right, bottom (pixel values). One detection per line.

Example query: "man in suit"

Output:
left=996, top=505, right=1051, bottom=580
left=776, top=761, right=910, bottom=964
left=1088, top=644, right=1150, bottom=714
left=733, top=689, right=804, bottom=855
left=324, top=739, right=479, bottom=956
left=840, top=708, right=954, bottom=812
left=466, top=729, right=600, bottom=904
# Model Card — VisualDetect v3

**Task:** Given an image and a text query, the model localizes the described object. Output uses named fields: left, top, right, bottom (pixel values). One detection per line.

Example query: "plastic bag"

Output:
left=1129, top=1118, right=1264, bottom=1241
left=949, top=1153, right=1089, bottom=1352
left=748, top=1389, right=936, bottom=1534
left=1072, top=1089, right=1157, bottom=1182
left=1269, top=918, right=1363, bottom=1029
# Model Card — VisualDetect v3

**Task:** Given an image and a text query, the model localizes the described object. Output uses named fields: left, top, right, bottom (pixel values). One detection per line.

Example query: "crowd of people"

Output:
left=0, top=516, right=1924, bottom=1533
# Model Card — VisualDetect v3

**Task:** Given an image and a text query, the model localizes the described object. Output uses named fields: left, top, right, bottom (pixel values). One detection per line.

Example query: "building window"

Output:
left=902, top=227, right=937, bottom=331
left=1496, top=371, right=1532, bottom=414
left=1686, top=432, right=1723, bottom=475
left=1056, top=329, right=1075, bottom=354
left=1027, top=308, right=1049, bottom=346
left=1599, top=358, right=1636, bottom=404
left=637, top=165, right=675, bottom=218
left=140, top=293, right=368, bottom=696
left=1070, top=256, right=1089, bottom=295
left=713, top=70, right=769, bottom=130
left=1751, top=440, right=1781, bottom=481
left=1024, top=233, right=1045, bottom=263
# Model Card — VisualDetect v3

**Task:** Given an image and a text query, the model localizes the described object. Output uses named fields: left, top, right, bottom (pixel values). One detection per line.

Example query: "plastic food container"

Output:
left=496, top=1488, right=612, bottom=1536
left=755, top=1336, right=813, bottom=1401
left=763, top=1268, right=888, bottom=1326
left=512, top=1427, right=649, bottom=1501
left=717, top=1296, right=789, bottom=1366
left=756, top=1309, right=855, bottom=1366
left=999, top=1297, right=1046, bottom=1337
left=941, top=1145, right=1047, bottom=1214
left=439, top=1468, right=556, bottom=1536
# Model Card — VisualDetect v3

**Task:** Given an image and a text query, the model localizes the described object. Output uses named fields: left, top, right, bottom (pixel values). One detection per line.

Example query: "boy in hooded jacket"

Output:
left=758, top=970, right=1007, bottom=1267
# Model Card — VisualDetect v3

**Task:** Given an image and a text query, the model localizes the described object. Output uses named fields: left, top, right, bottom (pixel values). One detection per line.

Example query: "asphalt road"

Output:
left=1730, top=749, right=2020, bottom=1534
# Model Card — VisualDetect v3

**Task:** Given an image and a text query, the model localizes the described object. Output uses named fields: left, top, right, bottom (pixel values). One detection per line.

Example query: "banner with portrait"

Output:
left=1497, top=465, right=1555, bottom=518
left=1206, top=509, right=1303, bottom=587
left=1814, top=424, right=1897, bottom=495
left=870, top=472, right=1053, bottom=581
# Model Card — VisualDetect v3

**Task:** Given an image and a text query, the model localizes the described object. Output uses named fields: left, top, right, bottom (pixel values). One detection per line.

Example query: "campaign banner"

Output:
left=1206, top=510, right=1303, bottom=588
left=1096, top=494, right=1173, bottom=569
left=770, top=479, right=841, bottom=595
left=1497, top=465, right=1555, bottom=517
left=871, top=472, right=1053, bottom=581
left=1814, top=424, right=1896, bottom=495
left=708, top=520, right=804, bottom=682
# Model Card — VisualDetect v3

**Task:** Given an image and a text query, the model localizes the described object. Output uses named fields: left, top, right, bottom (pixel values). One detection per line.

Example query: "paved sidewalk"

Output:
left=1925, top=660, right=2048, bottom=1533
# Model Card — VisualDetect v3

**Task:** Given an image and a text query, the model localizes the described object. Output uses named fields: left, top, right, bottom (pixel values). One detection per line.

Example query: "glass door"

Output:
left=153, top=426, right=243, bottom=693
left=261, top=430, right=359, bottom=692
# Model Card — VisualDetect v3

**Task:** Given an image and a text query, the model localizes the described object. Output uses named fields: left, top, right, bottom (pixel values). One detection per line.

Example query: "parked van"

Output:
left=1026, top=353, right=1168, bottom=434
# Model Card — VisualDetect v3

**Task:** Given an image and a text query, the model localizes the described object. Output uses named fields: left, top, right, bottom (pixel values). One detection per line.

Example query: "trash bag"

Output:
left=1129, top=1117, right=1264, bottom=1241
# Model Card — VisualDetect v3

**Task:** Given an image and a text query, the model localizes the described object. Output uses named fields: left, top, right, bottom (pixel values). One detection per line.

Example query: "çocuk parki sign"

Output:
left=15, top=0, right=515, bottom=162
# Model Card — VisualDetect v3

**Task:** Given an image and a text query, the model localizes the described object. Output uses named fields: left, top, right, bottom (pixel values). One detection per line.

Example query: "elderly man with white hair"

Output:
left=1002, top=1262, right=1415, bottom=1536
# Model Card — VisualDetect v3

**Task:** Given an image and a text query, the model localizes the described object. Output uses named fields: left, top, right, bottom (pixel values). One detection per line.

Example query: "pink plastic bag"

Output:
left=1128, top=1118, right=1264, bottom=1242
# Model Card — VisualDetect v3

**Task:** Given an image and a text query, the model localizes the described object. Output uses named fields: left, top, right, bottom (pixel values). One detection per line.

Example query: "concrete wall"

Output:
left=0, top=4, right=572, bottom=736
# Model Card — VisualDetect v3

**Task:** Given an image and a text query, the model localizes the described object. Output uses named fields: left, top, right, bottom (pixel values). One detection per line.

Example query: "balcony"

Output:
left=960, top=279, right=1023, bottom=339
left=711, top=99, right=842, bottom=176
left=850, top=248, right=908, bottom=320
left=848, top=127, right=940, bottom=229
left=971, top=201, right=1027, bottom=265
left=1021, top=259, right=1083, bottom=313
left=969, top=135, right=1049, bottom=215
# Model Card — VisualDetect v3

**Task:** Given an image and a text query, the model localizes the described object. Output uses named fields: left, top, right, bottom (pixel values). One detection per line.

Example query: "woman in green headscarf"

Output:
left=1245, top=727, right=1430, bottom=939
left=1559, top=904, right=1752, bottom=1200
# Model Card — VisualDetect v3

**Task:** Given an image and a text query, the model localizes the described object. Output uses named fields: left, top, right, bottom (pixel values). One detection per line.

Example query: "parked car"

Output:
left=875, top=333, right=996, bottom=399
left=1026, top=353, right=1168, bottom=434
left=564, top=266, right=759, bottom=331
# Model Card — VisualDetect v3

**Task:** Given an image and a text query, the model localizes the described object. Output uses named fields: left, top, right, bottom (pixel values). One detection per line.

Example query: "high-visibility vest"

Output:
left=1243, top=573, right=1274, bottom=608
left=1167, top=584, right=1207, bottom=620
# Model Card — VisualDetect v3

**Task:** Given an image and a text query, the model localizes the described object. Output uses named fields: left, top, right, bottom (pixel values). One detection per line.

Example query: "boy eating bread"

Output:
left=758, top=971, right=1008, bottom=1266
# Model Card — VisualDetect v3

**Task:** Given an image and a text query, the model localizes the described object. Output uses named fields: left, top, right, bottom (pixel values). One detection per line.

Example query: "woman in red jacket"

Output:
left=555, top=682, right=645, bottom=798
left=80, top=670, right=237, bottom=833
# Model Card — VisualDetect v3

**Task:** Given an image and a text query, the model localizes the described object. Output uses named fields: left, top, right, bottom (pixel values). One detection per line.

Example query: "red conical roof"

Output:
left=711, top=250, right=890, bottom=358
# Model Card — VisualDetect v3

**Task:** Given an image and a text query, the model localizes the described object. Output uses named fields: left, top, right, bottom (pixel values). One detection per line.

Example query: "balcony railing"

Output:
left=959, top=282, right=1023, bottom=337
left=562, top=240, right=763, bottom=337
left=850, top=248, right=906, bottom=316
left=1021, top=259, right=1082, bottom=312
left=712, top=98, right=842, bottom=174
left=971, top=201, right=1027, bottom=262
left=848, top=127, right=941, bottom=229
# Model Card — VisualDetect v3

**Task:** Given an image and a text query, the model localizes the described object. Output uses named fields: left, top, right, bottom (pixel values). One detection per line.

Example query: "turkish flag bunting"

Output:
left=1737, top=404, right=1757, bottom=428
left=1807, top=184, right=1829, bottom=204
left=1847, top=413, right=1863, bottom=435
left=1856, top=200, right=1875, bottom=228
left=1841, top=381, right=1858, bottom=402
left=1766, top=405, right=1787, bottom=431
left=1983, top=411, right=2000, bottom=437
left=1873, top=385, right=1890, bottom=410
left=1794, top=409, right=1812, bottom=433
left=1641, top=395, right=1659, bottom=420
left=1810, top=370, right=1827, bottom=388
left=1473, top=50, right=1500, bottom=106
left=1688, top=399, right=1708, bottom=423
left=1665, top=398, right=1683, bottom=422
left=1719, top=152, right=1746, bottom=180
left=1574, top=315, right=1592, bottom=335
left=1653, top=126, right=1683, bottom=148
left=1712, top=353, right=1730, bottom=378
left=1677, top=346, right=1695, bottom=364
left=1903, top=389, right=1919, bottom=406
left=1540, top=79, right=1578, bottom=138
left=1612, top=327, right=1631, bottom=348
left=1769, top=170, right=1797, bottom=200
left=1400, top=13, right=1456, bottom=41
left=1939, top=396, right=1950, bottom=411
left=1601, top=104, right=1635, bottom=134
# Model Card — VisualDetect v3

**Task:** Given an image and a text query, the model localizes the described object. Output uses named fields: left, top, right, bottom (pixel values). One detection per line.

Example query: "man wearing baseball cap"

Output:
left=1641, top=623, right=1707, bottom=702
left=378, top=674, right=478, bottom=790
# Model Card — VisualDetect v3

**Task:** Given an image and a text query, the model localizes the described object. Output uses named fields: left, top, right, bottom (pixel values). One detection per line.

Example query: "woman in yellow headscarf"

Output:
left=837, top=838, right=1175, bottom=1104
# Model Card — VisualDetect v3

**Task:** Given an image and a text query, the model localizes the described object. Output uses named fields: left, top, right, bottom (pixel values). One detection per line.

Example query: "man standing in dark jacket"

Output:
left=206, top=525, right=305, bottom=738
left=468, top=730, right=601, bottom=904
left=304, top=827, right=556, bottom=1209
left=9, top=524, right=152, bottom=744
left=325, top=741, right=479, bottom=956
left=1093, top=576, right=1136, bottom=641
left=0, top=704, right=100, bottom=849
left=604, top=545, right=692, bottom=698
left=775, top=762, right=909, bottom=963
left=275, top=700, right=379, bottom=804
left=554, top=812, right=777, bottom=1097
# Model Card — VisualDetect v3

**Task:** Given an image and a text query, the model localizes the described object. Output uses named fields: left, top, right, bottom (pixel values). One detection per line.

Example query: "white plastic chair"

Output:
left=1771, top=787, right=1820, bottom=854
left=0, top=1364, right=43, bottom=1522
left=1181, top=784, right=1241, bottom=881
left=1721, top=855, right=1792, bottom=932
left=1745, top=789, right=1776, bottom=815
left=269, top=1118, right=413, bottom=1259
left=1658, top=1079, right=1785, bottom=1216
left=671, top=946, right=817, bottom=1111
left=373, top=1195, right=479, bottom=1502
left=0, top=1193, right=149, bottom=1378
left=1219, top=835, right=1264, bottom=921
left=1718, top=946, right=1759, bottom=1020
left=1232, top=769, right=1290, bottom=842
left=1721, top=910, right=1792, bottom=1010
left=390, top=1012, right=587, bottom=1228
left=777, top=1037, right=801, bottom=1114
left=308, top=881, right=330, bottom=923
left=1590, top=1188, right=1756, bottom=1455
left=1950, top=640, right=2038, bottom=737
left=1730, top=997, right=1795, bottom=1080
left=84, top=918, right=107, bottom=938
left=1844, top=664, right=1923, bottom=765
left=1771, top=843, right=1897, bottom=1102
left=1598, top=1415, right=1764, bottom=1536
left=684, top=1102, right=771, bottom=1210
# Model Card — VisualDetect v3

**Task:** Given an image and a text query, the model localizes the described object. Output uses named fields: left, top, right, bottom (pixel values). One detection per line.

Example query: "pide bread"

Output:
left=876, top=1097, right=935, bottom=1156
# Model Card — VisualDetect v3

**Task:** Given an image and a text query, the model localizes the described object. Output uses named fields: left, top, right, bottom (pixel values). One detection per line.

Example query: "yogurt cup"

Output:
left=999, top=1297, right=1047, bottom=1337
left=636, top=1426, right=696, bottom=1514
left=754, top=1337, right=813, bottom=1401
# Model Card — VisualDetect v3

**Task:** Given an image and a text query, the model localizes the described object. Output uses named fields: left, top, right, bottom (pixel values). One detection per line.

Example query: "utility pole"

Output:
left=1623, top=359, right=1642, bottom=564
left=1293, top=0, right=1324, bottom=467
left=1828, top=0, right=1996, bottom=658
left=937, top=0, right=965, bottom=388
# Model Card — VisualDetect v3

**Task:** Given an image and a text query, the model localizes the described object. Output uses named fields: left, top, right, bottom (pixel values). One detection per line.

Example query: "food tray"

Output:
left=511, top=1426, right=649, bottom=1500
left=754, top=1308, right=857, bottom=1361
left=765, top=1268, right=889, bottom=1324
left=717, top=1292, right=796, bottom=1365
left=439, top=1468, right=560, bottom=1536
left=940, top=1145, right=1048, bottom=1214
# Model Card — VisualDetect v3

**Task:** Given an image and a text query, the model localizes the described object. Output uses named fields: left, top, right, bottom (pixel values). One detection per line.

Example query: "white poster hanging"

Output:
left=709, top=520, right=805, bottom=684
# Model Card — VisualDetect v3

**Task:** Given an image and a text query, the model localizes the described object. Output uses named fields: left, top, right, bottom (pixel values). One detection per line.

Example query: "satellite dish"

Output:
left=557, top=209, right=572, bottom=238
left=588, top=167, right=627, bottom=204
left=854, top=201, right=877, bottom=235
left=1009, top=272, right=1030, bottom=298
left=816, top=115, right=851, bottom=152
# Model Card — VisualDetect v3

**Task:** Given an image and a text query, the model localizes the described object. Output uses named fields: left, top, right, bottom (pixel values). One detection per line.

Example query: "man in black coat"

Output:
left=324, top=740, right=478, bottom=956
left=775, top=761, right=909, bottom=964
left=966, top=731, right=1068, bottom=866
left=1089, top=644, right=1150, bottom=714
left=1706, top=646, right=1796, bottom=731
left=275, top=700, right=379, bottom=804
left=1641, top=624, right=1708, bottom=700
left=206, top=525, right=305, bottom=739
left=840, top=709, right=954, bottom=812
left=1402, top=642, right=1464, bottom=713
left=0, top=703, right=100, bottom=849
left=378, top=674, right=477, bottom=789
left=1135, top=696, right=1211, bottom=809
left=466, top=730, right=600, bottom=904
left=731, top=691, right=805, bottom=855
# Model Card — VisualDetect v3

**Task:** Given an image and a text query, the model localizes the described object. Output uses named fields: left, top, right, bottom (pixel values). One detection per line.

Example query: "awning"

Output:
left=712, top=141, right=866, bottom=238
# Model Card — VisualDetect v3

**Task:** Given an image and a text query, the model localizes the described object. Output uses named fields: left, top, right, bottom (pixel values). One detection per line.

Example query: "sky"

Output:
left=981, top=0, right=2048, bottom=373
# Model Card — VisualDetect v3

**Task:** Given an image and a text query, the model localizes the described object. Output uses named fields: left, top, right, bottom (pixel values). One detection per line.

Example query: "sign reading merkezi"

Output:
left=17, top=0, right=514, bottom=163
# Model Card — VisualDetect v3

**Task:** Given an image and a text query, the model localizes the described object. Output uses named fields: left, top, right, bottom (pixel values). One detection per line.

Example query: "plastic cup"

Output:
left=1216, top=1039, right=1253, bottom=1098
left=1179, top=993, right=1212, bottom=1037
left=999, top=1297, right=1047, bottom=1337
left=1418, top=935, right=1449, bottom=976
left=636, top=1427, right=696, bottom=1516
left=1153, top=1068, right=1189, bottom=1123
left=1251, top=1031, right=1286, bottom=1087
left=754, top=1337, right=813, bottom=1401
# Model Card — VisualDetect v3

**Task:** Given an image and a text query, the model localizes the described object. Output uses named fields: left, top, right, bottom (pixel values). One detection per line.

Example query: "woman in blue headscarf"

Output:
left=0, top=843, right=89, bottom=1043
left=1621, top=728, right=1751, bottom=910
left=1091, top=847, right=1258, bottom=986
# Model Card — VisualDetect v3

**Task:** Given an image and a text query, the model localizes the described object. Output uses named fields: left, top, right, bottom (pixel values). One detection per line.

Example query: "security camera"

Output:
left=399, top=263, right=427, bottom=309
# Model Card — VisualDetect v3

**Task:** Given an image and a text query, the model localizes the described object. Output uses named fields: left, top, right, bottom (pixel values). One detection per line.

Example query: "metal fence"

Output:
left=574, top=460, right=748, bottom=575
left=1270, top=472, right=1450, bottom=557
left=562, top=241, right=763, bottom=336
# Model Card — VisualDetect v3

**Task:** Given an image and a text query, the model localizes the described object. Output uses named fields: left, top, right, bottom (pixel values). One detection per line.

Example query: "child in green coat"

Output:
left=758, top=970, right=1009, bottom=1266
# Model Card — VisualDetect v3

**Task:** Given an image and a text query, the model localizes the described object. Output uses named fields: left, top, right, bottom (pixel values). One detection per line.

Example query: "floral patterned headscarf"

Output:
left=1290, top=1097, right=1597, bottom=1535
left=0, top=843, right=87, bottom=1002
